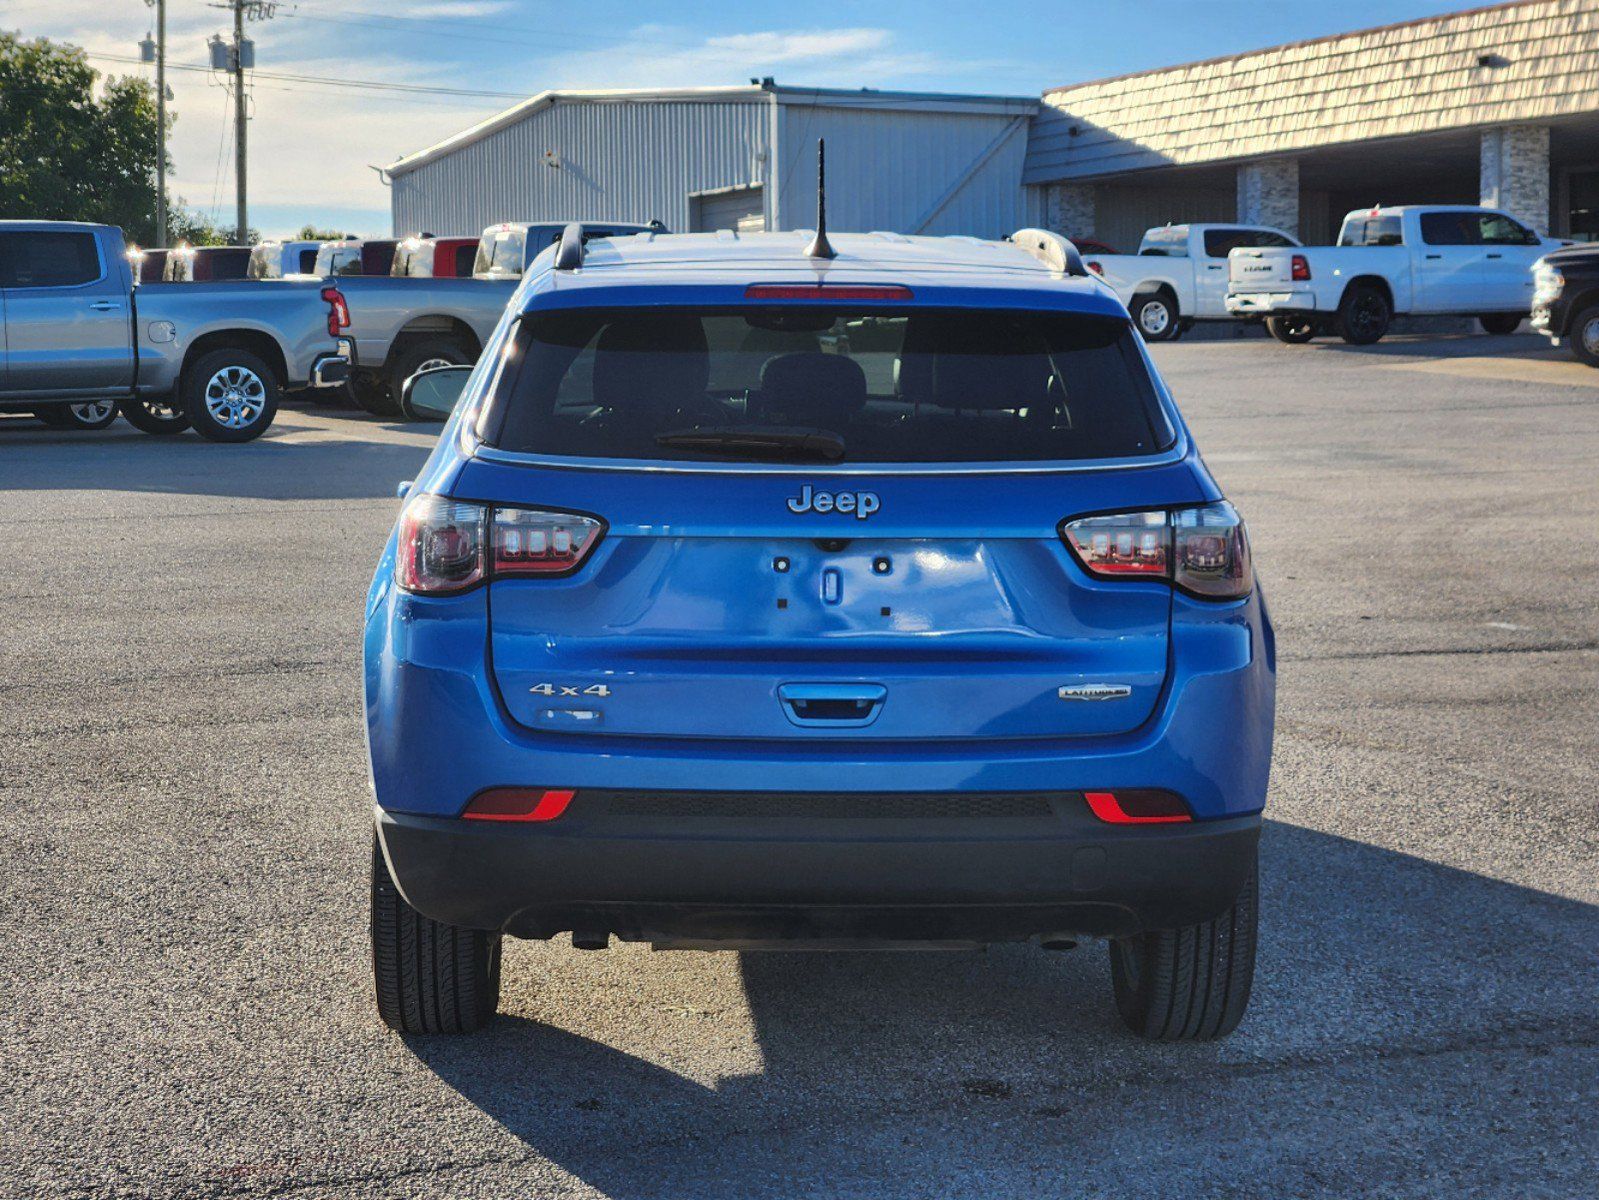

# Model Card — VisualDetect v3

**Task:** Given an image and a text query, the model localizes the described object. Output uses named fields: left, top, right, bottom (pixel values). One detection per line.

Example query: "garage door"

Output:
left=691, top=187, right=765, bottom=233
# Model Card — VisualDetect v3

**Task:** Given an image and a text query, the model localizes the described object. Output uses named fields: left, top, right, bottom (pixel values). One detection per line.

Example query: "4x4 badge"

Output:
left=786, top=484, right=880, bottom=520
left=1058, top=683, right=1132, bottom=701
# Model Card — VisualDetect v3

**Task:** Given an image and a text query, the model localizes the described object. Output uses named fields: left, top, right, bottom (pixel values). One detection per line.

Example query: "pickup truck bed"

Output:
left=1, top=220, right=347, bottom=440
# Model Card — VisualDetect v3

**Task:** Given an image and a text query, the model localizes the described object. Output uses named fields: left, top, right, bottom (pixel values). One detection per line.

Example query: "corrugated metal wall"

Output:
left=391, top=98, right=772, bottom=236
left=774, top=102, right=1034, bottom=237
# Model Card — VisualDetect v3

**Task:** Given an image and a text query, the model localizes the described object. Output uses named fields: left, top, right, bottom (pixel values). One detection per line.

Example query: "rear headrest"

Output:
left=758, top=352, right=867, bottom=428
left=896, top=314, right=1050, bottom=411
left=592, top=316, right=709, bottom=417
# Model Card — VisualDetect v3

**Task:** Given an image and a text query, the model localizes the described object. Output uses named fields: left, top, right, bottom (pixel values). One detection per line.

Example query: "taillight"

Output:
left=395, top=494, right=605, bottom=595
left=492, top=508, right=605, bottom=577
left=1290, top=254, right=1311, bottom=282
left=1086, top=260, right=1104, bottom=275
left=321, top=285, right=350, bottom=336
left=1060, top=502, right=1252, bottom=599
left=396, top=494, right=486, bottom=595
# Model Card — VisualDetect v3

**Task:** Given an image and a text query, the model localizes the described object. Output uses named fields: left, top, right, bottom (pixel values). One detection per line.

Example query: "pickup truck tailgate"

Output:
left=1229, top=248, right=1298, bottom=291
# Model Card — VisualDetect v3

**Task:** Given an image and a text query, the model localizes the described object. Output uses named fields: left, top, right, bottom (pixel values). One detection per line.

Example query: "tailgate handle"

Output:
left=778, top=682, right=886, bottom=728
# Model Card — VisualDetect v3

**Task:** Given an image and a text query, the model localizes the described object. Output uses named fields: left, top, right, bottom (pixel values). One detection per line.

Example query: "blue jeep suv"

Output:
left=365, top=225, right=1274, bottom=1040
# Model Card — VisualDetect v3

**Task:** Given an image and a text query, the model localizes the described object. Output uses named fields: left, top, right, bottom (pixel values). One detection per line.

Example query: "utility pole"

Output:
left=157, top=0, right=167, bottom=245
left=139, top=0, right=168, bottom=245
left=208, top=1, right=273, bottom=242
left=232, top=0, right=247, bottom=241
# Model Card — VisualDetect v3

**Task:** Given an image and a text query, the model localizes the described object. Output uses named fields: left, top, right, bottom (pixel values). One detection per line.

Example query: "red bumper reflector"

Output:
left=462, top=788, right=575, bottom=822
left=1083, top=790, right=1192, bottom=825
left=744, top=284, right=914, bottom=301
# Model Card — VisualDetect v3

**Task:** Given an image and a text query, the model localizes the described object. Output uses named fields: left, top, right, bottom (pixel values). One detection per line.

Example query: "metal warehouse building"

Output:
left=388, top=0, right=1599, bottom=251
left=385, top=84, right=1040, bottom=240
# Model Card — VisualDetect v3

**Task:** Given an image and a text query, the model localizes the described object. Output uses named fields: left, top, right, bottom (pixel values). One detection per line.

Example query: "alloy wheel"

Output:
left=203, top=365, right=268, bottom=430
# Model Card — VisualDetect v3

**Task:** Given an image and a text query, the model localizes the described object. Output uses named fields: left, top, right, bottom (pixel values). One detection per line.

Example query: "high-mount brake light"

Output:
left=395, top=495, right=605, bottom=595
left=743, top=284, right=914, bottom=301
left=1290, top=254, right=1311, bottom=281
left=1084, top=790, right=1192, bottom=825
left=1060, top=502, right=1252, bottom=599
left=462, top=788, right=576, bottom=822
left=321, top=285, right=350, bottom=336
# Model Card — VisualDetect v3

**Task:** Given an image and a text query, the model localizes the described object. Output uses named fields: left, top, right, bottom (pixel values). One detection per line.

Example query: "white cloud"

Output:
left=388, top=1, right=516, bottom=17
left=702, top=28, right=894, bottom=62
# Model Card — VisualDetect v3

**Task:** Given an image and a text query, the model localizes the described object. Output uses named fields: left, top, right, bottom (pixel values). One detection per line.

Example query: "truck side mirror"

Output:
left=401, top=365, right=473, bottom=421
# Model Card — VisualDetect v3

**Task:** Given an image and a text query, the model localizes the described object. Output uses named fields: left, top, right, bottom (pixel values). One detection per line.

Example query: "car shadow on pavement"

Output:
left=0, top=413, right=436, bottom=501
left=405, top=818, right=1599, bottom=1196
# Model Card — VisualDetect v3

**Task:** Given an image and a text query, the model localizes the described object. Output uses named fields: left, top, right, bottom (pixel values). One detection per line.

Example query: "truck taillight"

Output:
left=1290, top=254, right=1311, bottom=281
left=321, top=285, right=350, bottom=336
left=396, top=495, right=605, bottom=595
left=1060, top=502, right=1252, bottom=599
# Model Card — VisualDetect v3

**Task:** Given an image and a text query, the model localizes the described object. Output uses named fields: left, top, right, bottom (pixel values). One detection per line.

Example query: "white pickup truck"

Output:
left=1226, top=205, right=1568, bottom=344
left=1077, top=223, right=1301, bottom=341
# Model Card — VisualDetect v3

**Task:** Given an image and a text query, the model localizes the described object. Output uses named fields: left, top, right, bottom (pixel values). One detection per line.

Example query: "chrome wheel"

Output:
left=1138, top=299, right=1171, bottom=337
left=70, top=400, right=116, bottom=423
left=1581, top=316, right=1599, bottom=358
left=203, top=365, right=268, bottom=430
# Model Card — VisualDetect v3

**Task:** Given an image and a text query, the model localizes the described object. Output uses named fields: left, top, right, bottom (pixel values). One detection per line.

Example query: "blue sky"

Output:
left=10, top=0, right=1477, bottom=236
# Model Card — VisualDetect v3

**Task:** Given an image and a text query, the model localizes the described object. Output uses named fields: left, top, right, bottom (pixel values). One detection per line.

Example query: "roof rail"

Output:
left=1008, top=228, right=1088, bottom=277
left=554, top=222, right=585, bottom=271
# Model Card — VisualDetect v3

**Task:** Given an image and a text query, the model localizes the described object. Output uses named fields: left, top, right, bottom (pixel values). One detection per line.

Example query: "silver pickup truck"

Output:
left=335, top=220, right=661, bottom=415
left=0, top=221, right=348, bottom=441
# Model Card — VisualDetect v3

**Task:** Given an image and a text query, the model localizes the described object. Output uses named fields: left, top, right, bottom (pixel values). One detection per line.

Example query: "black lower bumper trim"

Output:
left=375, top=795, right=1260, bottom=944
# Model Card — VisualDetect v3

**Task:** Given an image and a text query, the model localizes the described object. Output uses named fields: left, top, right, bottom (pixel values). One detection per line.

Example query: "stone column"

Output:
left=1480, top=125, right=1550, bottom=233
left=1046, top=183, right=1097, bottom=238
left=1236, top=158, right=1300, bottom=236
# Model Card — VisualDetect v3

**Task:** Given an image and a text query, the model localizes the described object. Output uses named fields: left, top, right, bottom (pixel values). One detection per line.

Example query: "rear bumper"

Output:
left=1226, top=291, right=1317, bottom=316
left=376, top=801, right=1261, bottom=942
left=309, top=349, right=351, bottom=388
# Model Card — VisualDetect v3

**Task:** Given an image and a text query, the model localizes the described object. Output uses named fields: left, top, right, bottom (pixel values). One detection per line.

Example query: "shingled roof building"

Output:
left=1025, top=0, right=1599, bottom=248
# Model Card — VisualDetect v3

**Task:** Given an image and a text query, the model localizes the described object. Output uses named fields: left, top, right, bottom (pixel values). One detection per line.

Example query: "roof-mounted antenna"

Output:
left=804, top=139, right=836, bottom=260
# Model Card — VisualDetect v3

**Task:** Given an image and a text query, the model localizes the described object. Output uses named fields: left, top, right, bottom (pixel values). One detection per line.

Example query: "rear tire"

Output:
left=371, top=834, right=501, bottom=1034
left=1130, top=291, right=1180, bottom=342
left=120, top=395, right=191, bottom=435
left=1568, top=304, right=1599, bottom=366
left=1337, top=285, right=1390, bottom=345
left=37, top=399, right=119, bottom=430
left=182, top=349, right=279, bottom=442
left=388, top=338, right=474, bottom=418
left=348, top=371, right=400, bottom=417
left=1265, top=315, right=1316, bottom=344
left=1478, top=313, right=1522, bottom=336
left=1109, top=858, right=1258, bottom=1041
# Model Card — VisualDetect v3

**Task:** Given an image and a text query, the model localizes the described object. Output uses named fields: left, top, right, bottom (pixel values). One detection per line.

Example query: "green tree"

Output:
left=297, top=224, right=353, bottom=241
left=0, top=34, right=163, bottom=244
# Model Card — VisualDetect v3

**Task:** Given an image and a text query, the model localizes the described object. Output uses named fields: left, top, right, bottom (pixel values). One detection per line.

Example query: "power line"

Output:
left=86, top=50, right=527, bottom=100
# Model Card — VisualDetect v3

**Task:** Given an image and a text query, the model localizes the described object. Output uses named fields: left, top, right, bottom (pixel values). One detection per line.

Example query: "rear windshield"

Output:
left=316, top=245, right=363, bottom=276
left=1338, top=215, right=1404, bottom=246
left=485, top=307, right=1173, bottom=464
left=248, top=245, right=281, bottom=279
left=473, top=229, right=527, bottom=276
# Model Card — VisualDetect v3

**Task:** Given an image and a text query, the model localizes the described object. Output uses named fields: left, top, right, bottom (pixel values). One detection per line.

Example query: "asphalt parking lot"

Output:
left=3, top=332, right=1596, bottom=1199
